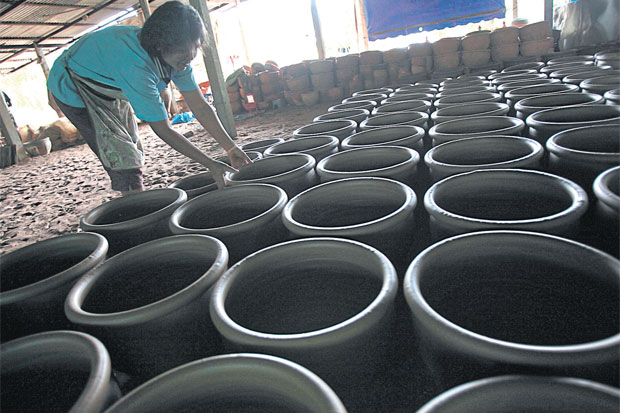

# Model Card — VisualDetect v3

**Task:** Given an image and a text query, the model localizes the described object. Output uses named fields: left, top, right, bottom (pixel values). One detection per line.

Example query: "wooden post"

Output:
left=33, top=43, right=50, bottom=80
left=310, top=0, right=325, bottom=59
left=355, top=0, right=369, bottom=51
left=0, top=93, right=26, bottom=161
left=139, top=0, right=151, bottom=18
left=544, top=0, right=553, bottom=28
left=189, top=0, right=236, bottom=138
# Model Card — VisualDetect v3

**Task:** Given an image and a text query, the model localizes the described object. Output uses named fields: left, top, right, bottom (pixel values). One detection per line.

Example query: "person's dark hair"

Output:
left=140, top=1, right=205, bottom=57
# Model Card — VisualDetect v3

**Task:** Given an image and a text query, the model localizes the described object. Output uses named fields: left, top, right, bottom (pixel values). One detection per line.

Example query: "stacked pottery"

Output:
left=490, top=26, right=520, bottom=63
left=432, top=37, right=462, bottom=77
left=460, top=31, right=491, bottom=70
left=519, top=21, right=553, bottom=57
left=409, top=42, right=434, bottom=77
left=263, top=135, right=339, bottom=161
left=335, top=54, right=360, bottom=96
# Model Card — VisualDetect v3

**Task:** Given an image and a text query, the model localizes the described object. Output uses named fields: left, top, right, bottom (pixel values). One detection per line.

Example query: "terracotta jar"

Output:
left=169, top=184, right=288, bottom=264
left=428, top=116, right=525, bottom=146
left=65, top=234, right=228, bottom=380
left=1, top=331, right=121, bottom=412
left=514, top=92, right=604, bottom=120
left=433, top=92, right=502, bottom=110
left=360, top=111, right=429, bottom=131
left=425, top=136, right=543, bottom=182
left=404, top=230, right=620, bottom=389
left=225, top=153, right=317, bottom=197
left=417, top=376, right=620, bottom=413
left=105, top=354, right=346, bottom=412
left=430, top=102, right=509, bottom=124
left=240, top=138, right=285, bottom=154
left=264, top=135, right=339, bottom=161
left=341, top=125, right=424, bottom=152
left=293, top=119, right=357, bottom=142
left=79, top=188, right=187, bottom=256
left=0, top=233, right=107, bottom=342
left=210, top=237, right=398, bottom=411
left=424, top=169, right=588, bottom=240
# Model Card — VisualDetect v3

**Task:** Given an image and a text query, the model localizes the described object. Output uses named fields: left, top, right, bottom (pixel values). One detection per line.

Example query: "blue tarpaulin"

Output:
left=363, top=0, right=506, bottom=41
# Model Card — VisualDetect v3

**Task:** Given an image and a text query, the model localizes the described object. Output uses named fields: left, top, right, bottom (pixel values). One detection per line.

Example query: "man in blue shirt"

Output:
left=48, top=1, right=250, bottom=194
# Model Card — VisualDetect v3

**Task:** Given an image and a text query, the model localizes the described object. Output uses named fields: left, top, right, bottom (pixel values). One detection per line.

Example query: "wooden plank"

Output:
left=33, top=42, right=50, bottom=80
left=139, top=0, right=151, bottom=18
left=189, top=0, right=236, bottom=138
left=310, top=0, right=325, bottom=59
left=544, top=0, right=553, bottom=28
left=0, top=93, right=26, bottom=161
left=355, top=0, right=369, bottom=51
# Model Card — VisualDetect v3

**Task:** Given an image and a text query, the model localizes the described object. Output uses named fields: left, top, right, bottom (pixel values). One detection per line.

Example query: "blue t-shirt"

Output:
left=48, top=25, right=198, bottom=122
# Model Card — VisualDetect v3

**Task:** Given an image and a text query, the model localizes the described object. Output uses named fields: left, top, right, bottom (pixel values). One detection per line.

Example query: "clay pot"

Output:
left=490, top=26, right=519, bottom=46
left=520, top=21, right=552, bottom=41
left=604, top=88, right=620, bottom=105
left=170, top=184, right=288, bottom=264
left=342, top=93, right=388, bottom=106
left=436, top=85, right=495, bottom=97
left=496, top=78, right=560, bottom=96
left=374, top=100, right=431, bottom=115
left=395, top=85, right=437, bottom=94
left=23, top=137, right=52, bottom=157
left=168, top=172, right=218, bottom=199
left=502, top=61, right=545, bottom=72
left=328, top=100, right=376, bottom=113
left=313, top=108, right=369, bottom=126
left=424, top=169, right=588, bottom=240
left=461, top=32, right=490, bottom=50
left=440, top=78, right=489, bottom=88
left=352, top=87, right=393, bottom=96
left=548, top=65, right=606, bottom=80
left=388, top=91, right=435, bottom=101
left=580, top=75, right=620, bottom=95
left=562, top=69, right=619, bottom=85
left=461, top=50, right=491, bottom=68
left=65, top=234, right=228, bottom=379
left=430, top=102, right=510, bottom=124
left=360, top=111, right=428, bottom=130
left=0, top=331, right=121, bottom=412
left=490, top=43, right=520, bottom=62
left=520, top=37, right=554, bottom=57
left=264, top=135, right=339, bottom=161
left=0, top=232, right=108, bottom=343
left=433, top=92, right=502, bottom=110
left=429, top=116, right=525, bottom=146
left=490, top=72, right=548, bottom=88
left=526, top=104, right=620, bottom=144
left=240, top=138, right=285, bottom=154
left=417, top=376, right=620, bottom=413
left=105, top=354, right=346, bottom=412
left=456, top=74, right=487, bottom=80
left=466, top=68, right=498, bottom=78
left=596, top=52, right=620, bottom=69
left=293, top=119, right=357, bottom=142
left=341, top=125, right=425, bottom=153
left=79, top=188, right=187, bottom=256
left=592, top=166, right=620, bottom=248
left=404, top=230, right=620, bottom=388
left=540, top=61, right=594, bottom=75
left=215, top=150, right=262, bottom=166
left=548, top=54, right=594, bottom=65
left=210, top=237, right=398, bottom=410
left=504, top=83, right=580, bottom=108
left=225, top=153, right=317, bottom=197
left=489, top=69, right=539, bottom=79
left=425, top=136, right=543, bottom=182
left=514, top=92, right=604, bottom=120
left=382, top=95, right=433, bottom=105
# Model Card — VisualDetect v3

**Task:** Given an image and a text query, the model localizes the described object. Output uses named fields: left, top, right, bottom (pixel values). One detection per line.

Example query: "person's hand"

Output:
left=226, top=146, right=252, bottom=169
left=204, top=159, right=237, bottom=189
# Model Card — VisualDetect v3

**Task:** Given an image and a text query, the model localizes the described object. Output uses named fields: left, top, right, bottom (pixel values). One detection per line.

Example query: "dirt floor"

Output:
left=0, top=101, right=335, bottom=254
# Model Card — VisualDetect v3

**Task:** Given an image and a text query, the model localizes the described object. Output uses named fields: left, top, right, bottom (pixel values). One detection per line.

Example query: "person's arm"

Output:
left=182, top=88, right=251, bottom=169
left=160, top=88, right=172, bottom=118
left=148, top=119, right=236, bottom=188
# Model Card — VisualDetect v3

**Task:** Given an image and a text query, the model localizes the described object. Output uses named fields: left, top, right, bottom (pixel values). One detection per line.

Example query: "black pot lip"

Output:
left=327, top=100, right=376, bottom=112
left=264, top=135, right=339, bottom=156
left=351, top=87, right=394, bottom=96
left=395, top=86, right=437, bottom=94
left=436, top=86, right=495, bottom=97
left=429, top=115, right=524, bottom=138
left=283, top=176, right=417, bottom=234
left=210, top=237, right=397, bottom=343
left=226, top=153, right=316, bottom=184
left=497, top=78, right=559, bottom=93
left=425, top=136, right=543, bottom=169
left=604, top=87, right=620, bottom=100
left=104, top=353, right=347, bottom=413
left=293, top=119, right=357, bottom=137
left=593, top=166, right=620, bottom=212
left=389, top=91, right=435, bottom=100
left=0, top=232, right=108, bottom=303
left=404, top=230, right=620, bottom=365
left=526, top=104, right=620, bottom=129
left=547, top=124, right=620, bottom=158
left=540, top=60, right=594, bottom=74
left=417, top=375, right=620, bottom=413
left=169, top=183, right=288, bottom=234
left=440, top=78, right=488, bottom=87
left=65, top=234, right=228, bottom=326
left=580, top=74, right=620, bottom=87
left=341, top=93, right=388, bottom=104
left=424, top=168, right=588, bottom=226
left=381, top=96, right=433, bottom=105
left=80, top=188, right=187, bottom=231
left=563, top=69, right=620, bottom=83
left=342, top=125, right=425, bottom=149
left=431, top=102, right=509, bottom=121
left=490, top=68, right=538, bottom=79
left=317, top=145, right=420, bottom=179
left=548, top=54, right=595, bottom=64
left=240, top=138, right=285, bottom=152
left=434, top=92, right=501, bottom=106
left=361, top=110, right=428, bottom=128
left=374, top=100, right=431, bottom=114
left=0, top=330, right=115, bottom=412
left=501, top=61, right=545, bottom=72
left=514, top=93, right=604, bottom=113
left=491, top=73, right=548, bottom=87
left=504, top=83, right=578, bottom=100
left=313, top=108, right=370, bottom=122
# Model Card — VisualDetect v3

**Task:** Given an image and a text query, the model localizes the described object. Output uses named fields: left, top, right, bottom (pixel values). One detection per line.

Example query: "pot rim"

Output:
left=313, top=108, right=370, bottom=123
left=501, top=62, right=545, bottom=73
left=514, top=92, right=604, bottom=114
left=526, top=104, right=620, bottom=129
left=0, top=232, right=108, bottom=303
left=328, top=100, right=376, bottom=112
left=497, top=78, right=559, bottom=93
left=373, top=100, right=431, bottom=114
left=79, top=188, right=187, bottom=231
left=504, top=83, right=579, bottom=100
left=264, top=135, right=339, bottom=156
left=169, top=184, right=288, bottom=234
left=240, top=138, right=285, bottom=151
left=436, top=86, right=495, bottom=97
left=563, top=69, right=620, bottom=83
left=210, top=237, right=398, bottom=344
left=360, top=111, right=428, bottom=128
left=404, top=230, right=620, bottom=365
left=341, top=125, right=425, bottom=149
left=429, top=115, right=524, bottom=141
left=547, top=125, right=620, bottom=161
left=104, top=353, right=347, bottom=413
left=65, top=234, right=228, bottom=326
left=593, top=166, right=620, bottom=213
left=351, top=87, right=394, bottom=96
left=225, top=153, right=316, bottom=184
left=293, top=119, right=357, bottom=137
left=434, top=92, right=501, bottom=107
left=424, top=168, right=588, bottom=227
left=430, top=102, right=510, bottom=122
left=0, top=330, right=116, bottom=413
left=341, top=93, right=388, bottom=104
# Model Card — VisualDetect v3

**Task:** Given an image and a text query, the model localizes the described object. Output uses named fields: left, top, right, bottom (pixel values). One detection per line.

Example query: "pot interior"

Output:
left=555, top=130, right=620, bottom=153
left=299, top=122, right=348, bottom=135
left=225, top=260, right=381, bottom=334
left=232, top=156, right=307, bottom=180
left=350, top=128, right=416, bottom=145
left=535, top=107, right=619, bottom=122
left=436, top=118, right=515, bottom=134
left=272, top=137, right=332, bottom=153
left=323, top=149, right=411, bottom=172
left=89, top=196, right=175, bottom=225
left=178, top=193, right=276, bottom=229
left=432, top=140, right=533, bottom=165
left=417, top=241, right=619, bottom=345
left=173, top=173, right=215, bottom=191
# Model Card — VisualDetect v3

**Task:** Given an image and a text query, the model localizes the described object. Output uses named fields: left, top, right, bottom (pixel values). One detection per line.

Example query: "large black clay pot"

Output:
left=328, top=100, right=376, bottom=113
left=425, top=136, right=543, bottom=182
left=526, top=104, right=620, bottom=144
left=433, top=92, right=502, bottom=110
left=1, top=331, right=121, bottom=412
left=425, top=169, right=588, bottom=240
left=293, top=119, right=357, bottom=142
left=428, top=116, right=525, bottom=146
left=373, top=100, right=431, bottom=115
left=240, top=138, right=285, bottom=154
left=104, top=354, right=347, bottom=413
left=65, top=234, right=228, bottom=380
left=417, top=375, right=620, bottom=413
left=404, top=230, right=620, bottom=389
left=604, top=87, right=620, bottom=105
left=435, top=85, right=495, bottom=97
left=169, top=184, right=288, bottom=264
left=313, top=108, right=369, bottom=127
left=282, top=177, right=418, bottom=269
left=504, top=83, right=579, bottom=109
left=501, top=62, right=544, bottom=72
left=210, top=237, right=398, bottom=411
left=496, top=78, right=559, bottom=97
left=360, top=111, right=429, bottom=130
left=590, top=166, right=620, bottom=258
left=0, top=232, right=108, bottom=342
left=341, top=125, right=424, bottom=152
left=580, top=75, right=620, bottom=95
left=540, top=60, right=594, bottom=75
left=79, top=188, right=187, bottom=256
left=490, top=72, right=547, bottom=87
left=215, top=150, right=262, bottom=166
left=430, top=102, right=509, bottom=124
left=394, top=86, right=437, bottom=95
left=548, top=54, right=594, bottom=65
left=514, top=92, right=604, bottom=120
left=439, top=79, right=489, bottom=89
left=342, top=93, right=388, bottom=106
left=548, top=65, right=607, bottom=80
left=562, top=68, right=619, bottom=85
left=263, top=135, right=339, bottom=161
left=352, top=87, right=393, bottom=96
left=388, top=92, right=435, bottom=101
left=225, top=153, right=317, bottom=198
